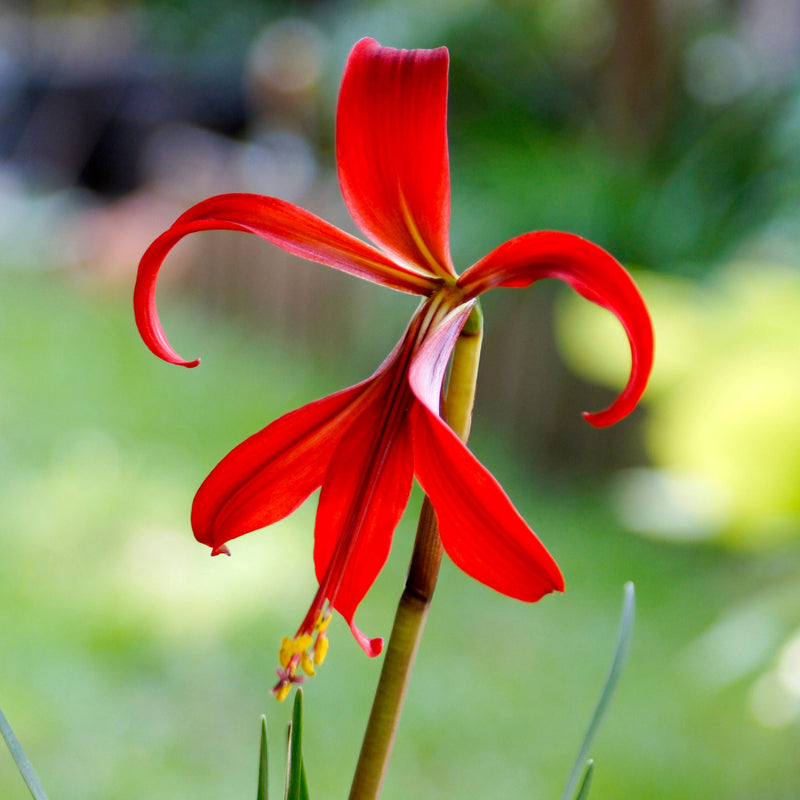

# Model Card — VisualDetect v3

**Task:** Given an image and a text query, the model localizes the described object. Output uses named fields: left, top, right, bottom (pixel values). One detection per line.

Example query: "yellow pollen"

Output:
left=279, top=633, right=313, bottom=665
left=276, top=629, right=326, bottom=689
left=300, top=651, right=316, bottom=676
left=278, top=638, right=293, bottom=669
left=316, top=614, right=331, bottom=634
left=314, top=634, right=329, bottom=666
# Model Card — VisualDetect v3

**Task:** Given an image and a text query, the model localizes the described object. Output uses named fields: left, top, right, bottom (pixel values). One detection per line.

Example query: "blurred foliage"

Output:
left=138, top=0, right=286, bottom=59
left=120, top=0, right=800, bottom=274
left=440, top=0, right=800, bottom=275
left=557, top=259, right=800, bottom=548
left=3, top=0, right=800, bottom=798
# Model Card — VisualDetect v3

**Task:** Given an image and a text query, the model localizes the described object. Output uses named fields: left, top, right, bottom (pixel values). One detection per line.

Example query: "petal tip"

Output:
left=582, top=409, right=606, bottom=428
left=582, top=406, right=625, bottom=428
left=350, top=619, right=383, bottom=657
left=210, top=543, right=231, bottom=557
left=539, top=561, right=565, bottom=596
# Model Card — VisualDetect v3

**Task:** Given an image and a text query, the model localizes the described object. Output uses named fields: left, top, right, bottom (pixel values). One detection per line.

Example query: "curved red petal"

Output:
left=337, top=38, right=455, bottom=278
left=408, top=302, right=476, bottom=414
left=191, top=380, right=372, bottom=553
left=313, top=387, right=415, bottom=649
left=458, top=232, right=654, bottom=426
left=410, top=402, right=564, bottom=601
left=134, top=193, right=437, bottom=366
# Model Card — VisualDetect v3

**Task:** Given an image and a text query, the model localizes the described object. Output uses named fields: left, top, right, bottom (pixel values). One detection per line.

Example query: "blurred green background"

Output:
left=2, top=0, right=800, bottom=798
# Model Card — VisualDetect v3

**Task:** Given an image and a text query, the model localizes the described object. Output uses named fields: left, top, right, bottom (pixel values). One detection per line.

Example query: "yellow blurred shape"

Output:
left=557, top=261, right=800, bottom=547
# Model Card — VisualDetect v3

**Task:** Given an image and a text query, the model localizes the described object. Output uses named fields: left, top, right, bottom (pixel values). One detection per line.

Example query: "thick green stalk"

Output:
left=348, top=302, right=483, bottom=800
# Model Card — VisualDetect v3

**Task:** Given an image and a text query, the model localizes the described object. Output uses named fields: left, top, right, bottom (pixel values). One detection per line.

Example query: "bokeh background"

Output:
left=2, top=0, right=800, bottom=798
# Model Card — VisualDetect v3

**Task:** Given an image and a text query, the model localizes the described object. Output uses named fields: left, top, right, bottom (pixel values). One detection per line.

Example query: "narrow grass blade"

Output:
left=285, top=690, right=310, bottom=800
left=559, top=582, right=636, bottom=800
left=0, top=707, right=51, bottom=800
left=574, top=760, right=594, bottom=800
left=299, top=761, right=310, bottom=800
left=257, top=715, right=269, bottom=800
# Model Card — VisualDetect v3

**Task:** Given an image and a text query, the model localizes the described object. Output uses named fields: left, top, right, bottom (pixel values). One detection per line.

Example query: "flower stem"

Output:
left=348, top=302, right=484, bottom=800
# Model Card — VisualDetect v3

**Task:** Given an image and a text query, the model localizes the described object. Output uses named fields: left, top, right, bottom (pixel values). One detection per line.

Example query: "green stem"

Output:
left=348, top=302, right=483, bottom=800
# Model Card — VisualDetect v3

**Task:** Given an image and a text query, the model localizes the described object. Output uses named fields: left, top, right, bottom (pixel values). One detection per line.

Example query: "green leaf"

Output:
left=0, top=707, right=51, bottom=800
left=257, top=715, right=269, bottom=800
left=284, top=690, right=310, bottom=800
left=574, top=760, right=594, bottom=800
left=559, top=582, right=636, bottom=800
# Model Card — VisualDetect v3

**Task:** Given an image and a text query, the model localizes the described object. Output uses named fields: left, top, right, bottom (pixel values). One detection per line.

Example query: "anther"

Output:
left=279, top=637, right=293, bottom=669
left=314, top=635, right=329, bottom=666
left=300, top=652, right=316, bottom=676
left=316, top=613, right=331, bottom=634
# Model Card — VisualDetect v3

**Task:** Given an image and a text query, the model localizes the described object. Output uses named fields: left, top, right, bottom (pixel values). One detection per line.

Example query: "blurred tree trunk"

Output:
left=600, top=0, right=673, bottom=148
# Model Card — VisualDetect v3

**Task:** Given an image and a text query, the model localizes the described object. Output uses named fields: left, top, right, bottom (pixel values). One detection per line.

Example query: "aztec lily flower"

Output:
left=135, top=38, right=654, bottom=699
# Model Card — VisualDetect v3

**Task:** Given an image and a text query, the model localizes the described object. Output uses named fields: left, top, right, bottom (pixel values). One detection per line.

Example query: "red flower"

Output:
left=135, top=38, right=654, bottom=697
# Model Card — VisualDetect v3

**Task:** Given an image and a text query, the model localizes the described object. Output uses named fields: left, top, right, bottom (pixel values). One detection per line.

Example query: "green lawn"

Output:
left=2, top=268, right=798, bottom=800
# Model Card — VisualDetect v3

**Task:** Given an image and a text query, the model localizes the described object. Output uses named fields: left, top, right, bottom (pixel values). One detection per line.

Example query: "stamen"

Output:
left=272, top=611, right=333, bottom=699
left=300, top=652, right=316, bottom=676
left=316, top=612, right=331, bottom=634
left=278, top=637, right=293, bottom=668
left=314, top=634, right=329, bottom=666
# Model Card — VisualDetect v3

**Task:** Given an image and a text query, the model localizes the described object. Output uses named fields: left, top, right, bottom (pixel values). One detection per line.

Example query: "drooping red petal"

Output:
left=191, top=380, right=373, bottom=553
left=336, top=38, right=456, bottom=279
left=407, top=313, right=563, bottom=602
left=410, top=403, right=564, bottom=601
left=457, top=232, right=654, bottom=427
left=313, top=382, right=415, bottom=654
left=134, top=192, right=438, bottom=366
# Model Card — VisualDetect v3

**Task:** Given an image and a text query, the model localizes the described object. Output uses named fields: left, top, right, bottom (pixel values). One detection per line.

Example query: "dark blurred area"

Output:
left=0, top=8, right=251, bottom=193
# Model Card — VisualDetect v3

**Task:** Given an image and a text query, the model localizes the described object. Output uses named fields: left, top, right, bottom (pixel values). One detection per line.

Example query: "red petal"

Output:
left=313, top=385, right=415, bottom=651
left=191, top=380, right=372, bottom=553
left=134, top=193, right=437, bottom=366
left=407, top=309, right=563, bottom=600
left=458, top=232, right=654, bottom=426
left=337, top=38, right=455, bottom=279
left=410, top=402, right=564, bottom=601
left=407, top=303, right=476, bottom=414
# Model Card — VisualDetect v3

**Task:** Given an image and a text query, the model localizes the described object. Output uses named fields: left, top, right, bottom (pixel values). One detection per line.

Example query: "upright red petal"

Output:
left=191, top=380, right=372, bottom=553
left=337, top=38, right=456, bottom=279
left=313, top=385, right=415, bottom=652
left=458, top=232, right=654, bottom=427
left=134, top=193, right=438, bottom=366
